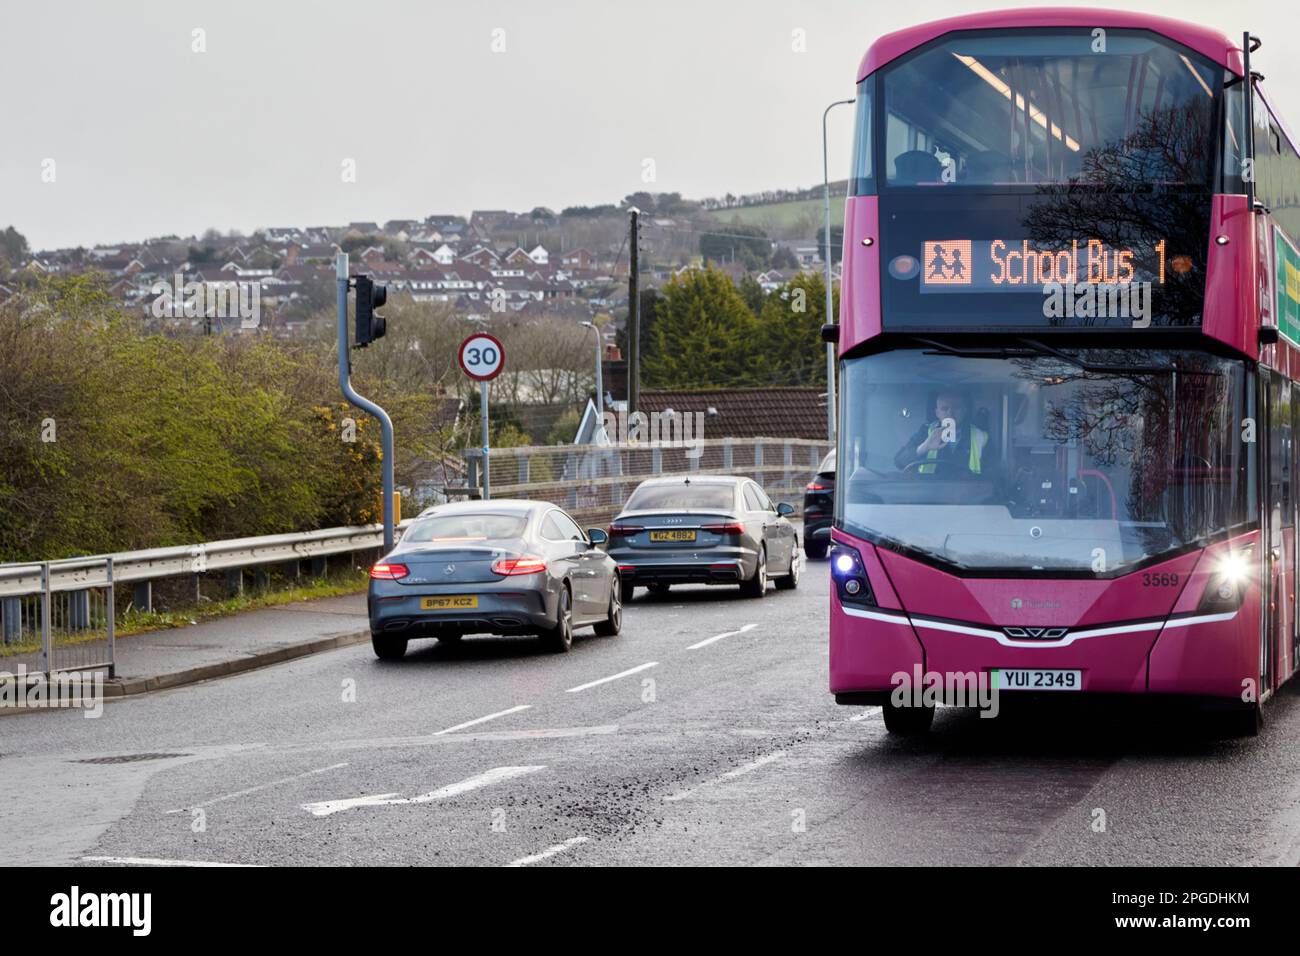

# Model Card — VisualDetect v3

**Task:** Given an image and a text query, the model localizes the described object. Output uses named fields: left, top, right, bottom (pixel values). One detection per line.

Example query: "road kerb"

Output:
left=1, top=630, right=371, bottom=711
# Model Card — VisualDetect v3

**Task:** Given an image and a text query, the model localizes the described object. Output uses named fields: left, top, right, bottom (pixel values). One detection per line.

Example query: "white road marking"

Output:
left=505, top=836, right=589, bottom=867
left=415, top=765, right=544, bottom=801
left=663, top=750, right=787, bottom=802
left=165, top=762, right=349, bottom=814
left=455, top=725, right=616, bottom=742
left=301, top=765, right=546, bottom=817
left=687, top=623, right=757, bottom=650
left=565, top=662, right=658, bottom=693
left=263, top=725, right=619, bottom=760
left=848, top=710, right=882, bottom=722
left=433, top=704, right=531, bottom=736
left=82, top=856, right=261, bottom=867
left=301, top=792, right=402, bottom=816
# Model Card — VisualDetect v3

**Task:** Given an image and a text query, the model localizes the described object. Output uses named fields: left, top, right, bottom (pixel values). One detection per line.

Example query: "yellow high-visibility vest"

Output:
left=919, top=423, right=986, bottom=474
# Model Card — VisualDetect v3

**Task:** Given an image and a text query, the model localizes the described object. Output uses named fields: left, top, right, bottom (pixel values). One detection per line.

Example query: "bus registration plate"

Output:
left=991, top=669, right=1081, bottom=691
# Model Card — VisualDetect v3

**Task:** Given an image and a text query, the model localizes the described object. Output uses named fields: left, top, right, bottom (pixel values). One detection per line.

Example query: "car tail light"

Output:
left=492, top=555, right=547, bottom=575
left=703, top=522, right=745, bottom=535
left=370, top=562, right=409, bottom=580
left=607, top=523, right=643, bottom=537
left=806, top=482, right=830, bottom=491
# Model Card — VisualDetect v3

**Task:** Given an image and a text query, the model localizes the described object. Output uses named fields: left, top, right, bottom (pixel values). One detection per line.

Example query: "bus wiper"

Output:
left=913, top=338, right=1035, bottom=361
left=1014, top=338, right=1176, bottom=375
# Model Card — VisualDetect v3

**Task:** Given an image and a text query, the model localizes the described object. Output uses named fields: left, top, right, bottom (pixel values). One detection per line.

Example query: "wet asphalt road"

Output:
left=2, top=558, right=1299, bottom=867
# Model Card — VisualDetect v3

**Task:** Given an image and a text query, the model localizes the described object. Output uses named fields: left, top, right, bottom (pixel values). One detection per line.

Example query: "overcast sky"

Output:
left=3, top=0, right=1296, bottom=250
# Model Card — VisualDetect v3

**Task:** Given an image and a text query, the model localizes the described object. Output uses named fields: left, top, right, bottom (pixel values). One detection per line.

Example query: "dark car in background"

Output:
left=367, top=500, right=621, bottom=658
left=802, top=450, right=835, bottom=559
left=606, top=476, right=800, bottom=601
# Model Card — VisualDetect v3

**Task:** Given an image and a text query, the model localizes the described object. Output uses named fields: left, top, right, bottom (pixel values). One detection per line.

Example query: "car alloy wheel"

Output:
left=741, top=548, right=767, bottom=598
left=542, top=586, right=574, bottom=652
left=776, top=546, right=800, bottom=590
left=594, top=577, right=622, bottom=637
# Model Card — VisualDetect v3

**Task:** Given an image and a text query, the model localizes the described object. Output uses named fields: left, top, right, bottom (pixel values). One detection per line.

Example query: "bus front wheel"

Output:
left=882, top=702, right=934, bottom=736
left=1221, top=703, right=1262, bottom=738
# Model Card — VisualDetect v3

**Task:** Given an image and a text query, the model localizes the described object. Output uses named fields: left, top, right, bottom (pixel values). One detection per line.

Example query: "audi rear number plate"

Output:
left=649, top=529, right=696, bottom=542
left=421, top=595, right=477, bottom=611
left=991, top=669, right=1081, bottom=691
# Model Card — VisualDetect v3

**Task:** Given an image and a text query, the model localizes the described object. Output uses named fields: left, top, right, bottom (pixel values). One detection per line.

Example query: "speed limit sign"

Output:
left=459, top=333, right=504, bottom=381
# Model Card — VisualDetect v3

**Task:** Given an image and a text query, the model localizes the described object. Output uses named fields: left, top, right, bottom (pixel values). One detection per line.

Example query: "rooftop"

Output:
left=638, top=387, right=827, bottom=440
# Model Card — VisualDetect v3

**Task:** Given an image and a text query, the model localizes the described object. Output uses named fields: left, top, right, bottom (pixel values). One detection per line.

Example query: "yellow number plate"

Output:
left=649, top=529, right=696, bottom=542
left=421, top=595, right=478, bottom=610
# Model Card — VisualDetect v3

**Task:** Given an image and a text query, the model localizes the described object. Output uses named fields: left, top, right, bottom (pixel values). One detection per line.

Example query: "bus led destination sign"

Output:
left=915, top=238, right=1169, bottom=293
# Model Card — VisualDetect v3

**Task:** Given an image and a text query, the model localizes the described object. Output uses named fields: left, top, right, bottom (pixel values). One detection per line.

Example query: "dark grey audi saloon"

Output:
left=605, top=476, right=800, bottom=602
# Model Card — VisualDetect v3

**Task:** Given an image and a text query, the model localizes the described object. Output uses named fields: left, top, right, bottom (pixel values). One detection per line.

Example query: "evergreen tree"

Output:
left=643, top=267, right=760, bottom=388
left=756, top=272, right=836, bottom=386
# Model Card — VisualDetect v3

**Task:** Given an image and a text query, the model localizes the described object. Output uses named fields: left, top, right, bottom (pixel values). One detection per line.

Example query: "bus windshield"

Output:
left=874, top=30, right=1221, bottom=188
left=838, top=348, right=1252, bottom=574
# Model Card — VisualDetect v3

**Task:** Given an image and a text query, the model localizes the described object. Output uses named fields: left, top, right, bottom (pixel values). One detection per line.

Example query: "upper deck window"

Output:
left=850, top=75, right=874, bottom=194
left=873, top=30, right=1220, bottom=189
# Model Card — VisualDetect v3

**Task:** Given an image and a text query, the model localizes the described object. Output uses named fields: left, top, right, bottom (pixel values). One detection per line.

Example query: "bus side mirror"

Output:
left=820, top=323, right=839, bottom=344
left=1260, top=326, right=1280, bottom=346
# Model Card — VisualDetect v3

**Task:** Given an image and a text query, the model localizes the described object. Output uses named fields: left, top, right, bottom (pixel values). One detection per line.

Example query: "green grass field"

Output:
left=704, top=195, right=847, bottom=238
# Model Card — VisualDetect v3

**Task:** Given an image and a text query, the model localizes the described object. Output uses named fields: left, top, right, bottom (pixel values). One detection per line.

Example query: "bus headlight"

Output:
left=1198, top=547, right=1253, bottom=612
left=830, top=544, right=875, bottom=607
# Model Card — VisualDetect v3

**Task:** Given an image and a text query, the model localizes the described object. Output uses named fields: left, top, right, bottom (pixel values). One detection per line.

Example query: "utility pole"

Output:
left=627, top=206, right=640, bottom=417
left=582, top=321, right=604, bottom=419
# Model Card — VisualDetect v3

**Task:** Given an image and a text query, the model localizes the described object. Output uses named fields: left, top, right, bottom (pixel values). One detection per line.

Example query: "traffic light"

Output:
left=354, top=274, right=388, bottom=347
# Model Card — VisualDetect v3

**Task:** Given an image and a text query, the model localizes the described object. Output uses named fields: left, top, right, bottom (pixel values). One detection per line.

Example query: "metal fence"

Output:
left=0, top=523, right=413, bottom=678
left=463, top=437, right=832, bottom=524
left=1, top=558, right=115, bottom=677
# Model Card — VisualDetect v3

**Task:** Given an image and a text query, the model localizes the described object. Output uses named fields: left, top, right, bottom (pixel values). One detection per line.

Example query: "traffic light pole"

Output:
left=337, top=252, right=396, bottom=552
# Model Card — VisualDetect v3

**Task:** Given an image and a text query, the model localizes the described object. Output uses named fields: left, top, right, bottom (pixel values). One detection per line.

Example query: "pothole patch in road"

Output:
left=72, top=753, right=192, bottom=765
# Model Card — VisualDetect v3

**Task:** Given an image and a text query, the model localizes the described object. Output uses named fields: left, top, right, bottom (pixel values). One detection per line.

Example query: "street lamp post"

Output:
left=581, top=320, right=604, bottom=420
left=823, top=96, right=856, bottom=446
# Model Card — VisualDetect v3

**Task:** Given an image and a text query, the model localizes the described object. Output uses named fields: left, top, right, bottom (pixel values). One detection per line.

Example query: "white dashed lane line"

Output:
left=663, top=750, right=787, bottom=802
left=505, top=836, right=589, bottom=867
left=433, top=704, right=532, bottom=736
left=565, top=662, right=658, bottom=694
left=687, top=623, right=758, bottom=650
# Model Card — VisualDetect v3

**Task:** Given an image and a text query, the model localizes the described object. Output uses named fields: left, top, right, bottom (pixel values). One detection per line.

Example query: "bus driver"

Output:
left=894, top=388, right=991, bottom=477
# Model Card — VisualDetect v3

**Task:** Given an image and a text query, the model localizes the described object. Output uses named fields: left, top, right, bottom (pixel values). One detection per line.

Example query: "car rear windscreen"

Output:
left=625, top=484, right=735, bottom=511
left=403, top=513, right=528, bottom=542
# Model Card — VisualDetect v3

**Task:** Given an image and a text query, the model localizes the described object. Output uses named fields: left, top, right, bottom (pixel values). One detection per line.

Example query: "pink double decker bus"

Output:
left=828, top=8, right=1300, bottom=736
